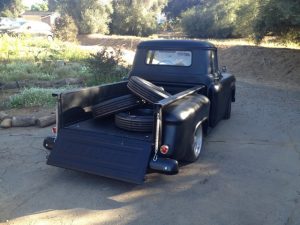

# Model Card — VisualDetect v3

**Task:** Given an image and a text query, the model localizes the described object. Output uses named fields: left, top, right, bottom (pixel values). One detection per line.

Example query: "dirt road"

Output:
left=0, top=78, right=300, bottom=225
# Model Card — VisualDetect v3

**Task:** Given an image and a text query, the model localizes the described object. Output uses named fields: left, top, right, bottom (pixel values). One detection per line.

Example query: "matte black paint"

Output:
left=45, top=40, right=236, bottom=183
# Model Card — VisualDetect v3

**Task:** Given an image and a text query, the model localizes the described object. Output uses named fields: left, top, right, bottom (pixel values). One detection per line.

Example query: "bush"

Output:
left=54, top=15, right=78, bottom=42
left=87, top=48, right=130, bottom=84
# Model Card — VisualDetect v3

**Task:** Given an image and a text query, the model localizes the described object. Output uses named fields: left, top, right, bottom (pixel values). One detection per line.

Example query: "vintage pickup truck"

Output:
left=43, top=40, right=236, bottom=184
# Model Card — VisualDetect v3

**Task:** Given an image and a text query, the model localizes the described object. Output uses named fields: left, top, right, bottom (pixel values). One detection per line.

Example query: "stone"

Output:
left=0, top=118, right=12, bottom=128
left=0, top=111, right=9, bottom=121
left=12, top=116, right=36, bottom=127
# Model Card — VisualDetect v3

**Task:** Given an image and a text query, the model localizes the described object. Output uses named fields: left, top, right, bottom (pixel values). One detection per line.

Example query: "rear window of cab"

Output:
left=146, top=50, right=192, bottom=67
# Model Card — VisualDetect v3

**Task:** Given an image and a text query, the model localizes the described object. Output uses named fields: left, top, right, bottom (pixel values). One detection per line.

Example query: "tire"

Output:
left=224, top=95, right=232, bottom=119
left=115, top=108, right=153, bottom=132
left=127, top=76, right=171, bottom=104
left=92, top=94, right=141, bottom=119
left=183, top=123, right=203, bottom=162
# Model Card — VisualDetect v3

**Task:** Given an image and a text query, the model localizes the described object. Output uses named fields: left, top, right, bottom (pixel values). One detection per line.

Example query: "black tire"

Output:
left=115, top=108, right=153, bottom=132
left=127, top=76, right=171, bottom=104
left=224, top=95, right=232, bottom=119
left=92, top=94, right=141, bottom=119
left=183, top=123, right=203, bottom=162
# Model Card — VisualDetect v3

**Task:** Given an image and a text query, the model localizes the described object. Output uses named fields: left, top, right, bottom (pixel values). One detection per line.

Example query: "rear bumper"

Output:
left=43, top=136, right=56, bottom=150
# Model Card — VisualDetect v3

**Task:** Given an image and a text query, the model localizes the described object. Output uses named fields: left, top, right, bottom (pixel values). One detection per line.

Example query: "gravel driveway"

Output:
left=0, top=80, right=300, bottom=225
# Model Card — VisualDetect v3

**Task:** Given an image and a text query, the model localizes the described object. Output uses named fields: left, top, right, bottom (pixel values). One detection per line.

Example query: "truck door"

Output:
left=208, top=50, right=231, bottom=127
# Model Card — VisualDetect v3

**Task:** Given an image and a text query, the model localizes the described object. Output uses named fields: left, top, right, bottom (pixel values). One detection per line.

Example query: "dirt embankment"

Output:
left=218, top=46, right=300, bottom=88
left=78, top=34, right=300, bottom=88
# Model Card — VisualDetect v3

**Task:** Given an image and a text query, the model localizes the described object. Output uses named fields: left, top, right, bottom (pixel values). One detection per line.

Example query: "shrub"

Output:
left=54, top=15, right=78, bottom=42
left=87, top=48, right=130, bottom=84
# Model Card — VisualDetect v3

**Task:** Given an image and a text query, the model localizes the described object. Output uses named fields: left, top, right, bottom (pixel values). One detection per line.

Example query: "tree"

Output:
left=163, top=0, right=202, bottom=19
left=111, top=0, right=167, bottom=36
left=181, top=0, right=235, bottom=38
left=54, top=15, right=78, bottom=42
left=49, top=0, right=113, bottom=34
left=31, top=1, right=49, bottom=11
left=0, top=0, right=23, bottom=17
left=48, top=0, right=59, bottom=11
left=253, top=0, right=300, bottom=43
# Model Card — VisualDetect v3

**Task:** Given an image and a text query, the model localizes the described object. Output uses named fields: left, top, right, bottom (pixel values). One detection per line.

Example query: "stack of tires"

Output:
left=92, top=76, right=171, bottom=132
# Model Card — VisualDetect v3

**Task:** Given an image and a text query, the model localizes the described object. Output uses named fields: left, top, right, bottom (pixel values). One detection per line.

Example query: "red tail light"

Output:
left=52, top=127, right=57, bottom=134
left=160, top=145, right=169, bottom=154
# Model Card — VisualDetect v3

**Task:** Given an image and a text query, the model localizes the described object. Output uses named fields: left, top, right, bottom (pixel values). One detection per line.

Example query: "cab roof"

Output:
left=137, top=39, right=216, bottom=49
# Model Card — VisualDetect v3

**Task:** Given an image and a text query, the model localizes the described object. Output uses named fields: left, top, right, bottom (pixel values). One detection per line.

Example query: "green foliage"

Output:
left=179, top=0, right=299, bottom=43
left=0, top=34, right=89, bottom=62
left=9, top=87, right=64, bottom=108
left=87, top=48, right=130, bottom=85
left=0, top=0, right=23, bottom=17
left=0, top=35, right=92, bottom=83
left=163, top=0, right=202, bottom=19
left=51, top=0, right=112, bottom=34
left=31, top=1, right=49, bottom=11
left=181, top=2, right=234, bottom=38
left=54, top=15, right=78, bottom=42
left=253, top=0, right=300, bottom=43
left=48, top=0, right=58, bottom=11
left=111, top=0, right=167, bottom=37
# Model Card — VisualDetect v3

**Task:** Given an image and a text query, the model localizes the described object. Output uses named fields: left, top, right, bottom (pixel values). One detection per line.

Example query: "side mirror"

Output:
left=222, top=66, right=227, bottom=73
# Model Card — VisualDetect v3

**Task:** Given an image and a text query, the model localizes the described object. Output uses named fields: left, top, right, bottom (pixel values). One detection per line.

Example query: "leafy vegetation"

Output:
left=9, top=87, right=64, bottom=108
left=0, top=35, right=129, bottom=88
left=168, top=0, right=300, bottom=43
left=111, top=0, right=167, bottom=37
left=0, top=0, right=23, bottom=17
left=49, top=0, right=112, bottom=34
left=54, top=15, right=78, bottom=42
left=87, top=48, right=130, bottom=85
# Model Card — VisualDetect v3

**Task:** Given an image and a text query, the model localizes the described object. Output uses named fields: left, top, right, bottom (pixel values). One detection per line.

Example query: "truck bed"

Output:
left=66, top=117, right=153, bottom=142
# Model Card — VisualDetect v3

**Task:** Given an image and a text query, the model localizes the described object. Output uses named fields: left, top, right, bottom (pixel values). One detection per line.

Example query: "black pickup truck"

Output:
left=44, top=40, right=236, bottom=184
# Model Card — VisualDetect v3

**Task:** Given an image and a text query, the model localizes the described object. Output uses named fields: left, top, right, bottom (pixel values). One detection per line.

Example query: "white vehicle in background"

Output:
left=0, top=17, right=25, bottom=31
left=1, top=19, right=53, bottom=40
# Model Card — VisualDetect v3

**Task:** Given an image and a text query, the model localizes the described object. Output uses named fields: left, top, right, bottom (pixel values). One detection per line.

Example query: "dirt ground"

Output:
left=0, top=37, right=300, bottom=225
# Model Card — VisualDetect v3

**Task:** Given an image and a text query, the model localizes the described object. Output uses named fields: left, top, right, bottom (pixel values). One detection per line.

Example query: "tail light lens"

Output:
left=52, top=127, right=57, bottom=134
left=160, top=145, right=169, bottom=154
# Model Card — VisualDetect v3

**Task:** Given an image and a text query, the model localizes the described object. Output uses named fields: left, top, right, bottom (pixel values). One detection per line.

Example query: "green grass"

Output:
left=0, top=35, right=129, bottom=86
left=0, top=35, right=92, bottom=83
left=0, top=34, right=90, bottom=61
left=8, top=87, right=68, bottom=108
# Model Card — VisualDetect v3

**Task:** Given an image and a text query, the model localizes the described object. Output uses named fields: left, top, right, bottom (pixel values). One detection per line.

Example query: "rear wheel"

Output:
left=183, top=123, right=203, bottom=162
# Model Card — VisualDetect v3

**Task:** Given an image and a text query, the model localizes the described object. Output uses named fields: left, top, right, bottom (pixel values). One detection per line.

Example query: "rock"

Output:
left=0, top=118, right=12, bottom=128
left=36, top=115, right=56, bottom=128
left=12, top=116, right=36, bottom=127
left=0, top=111, right=9, bottom=121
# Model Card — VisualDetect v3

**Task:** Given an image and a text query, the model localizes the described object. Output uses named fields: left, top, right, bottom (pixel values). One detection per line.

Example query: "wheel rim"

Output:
left=193, top=124, right=203, bottom=157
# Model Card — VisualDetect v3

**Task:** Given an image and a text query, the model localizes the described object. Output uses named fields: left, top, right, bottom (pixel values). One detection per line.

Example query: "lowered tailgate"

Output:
left=47, top=128, right=152, bottom=184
